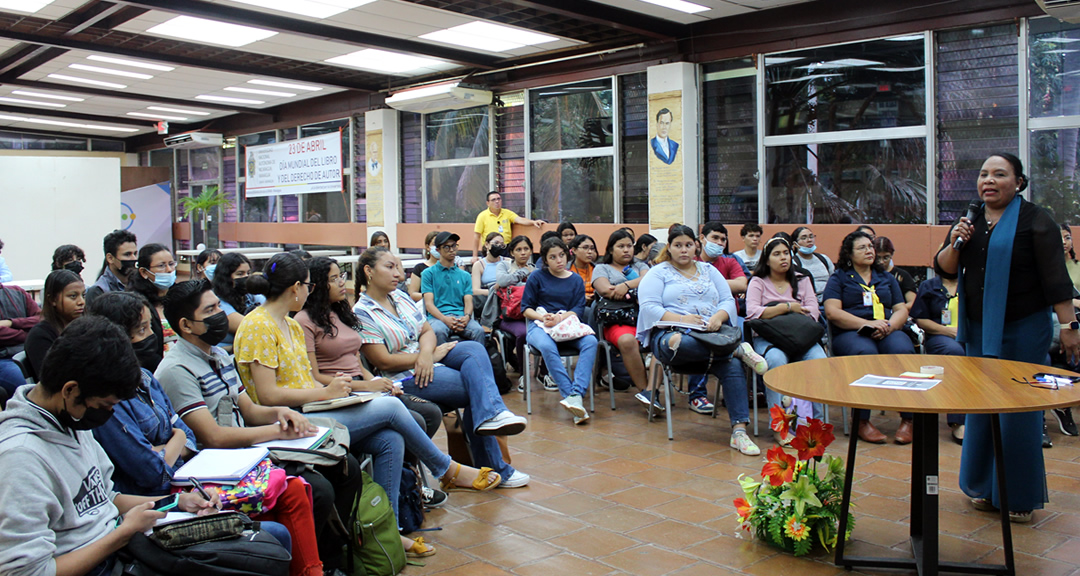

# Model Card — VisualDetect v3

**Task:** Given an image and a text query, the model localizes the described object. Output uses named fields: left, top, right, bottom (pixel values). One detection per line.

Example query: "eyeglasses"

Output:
left=300, top=281, right=315, bottom=290
left=853, top=245, right=875, bottom=252
left=149, top=261, right=178, bottom=272
left=1011, top=377, right=1059, bottom=390
left=440, top=244, right=459, bottom=250
left=798, top=234, right=816, bottom=241
left=329, top=272, right=349, bottom=285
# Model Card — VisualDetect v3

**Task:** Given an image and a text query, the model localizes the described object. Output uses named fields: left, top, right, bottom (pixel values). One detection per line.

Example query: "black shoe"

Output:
left=1043, top=423, right=1053, bottom=448
left=1052, top=407, right=1078, bottom=436
left=422, top=486, right=448, bottom=508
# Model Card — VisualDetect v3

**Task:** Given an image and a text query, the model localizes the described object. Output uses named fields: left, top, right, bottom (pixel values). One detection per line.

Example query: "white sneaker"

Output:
left=498, top=470, right=530, bottom=488
left=476, top=410, right=527, bottom=436
left=730, top=430, right=760, bottom=456
left=559, top=395, right=587, bottom=418
left=517, top=376, right=526, bottom=393
left=736, top=342, right=768, bottom=375
left=573, top=411, right=591, bottom=425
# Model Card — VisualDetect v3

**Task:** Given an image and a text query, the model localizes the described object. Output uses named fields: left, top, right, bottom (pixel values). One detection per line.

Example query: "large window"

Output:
left=423, top=107, right=491, bottom=223
left=299, top=118, right=351, bottom=224
left=619, top=72, right=649, bottom=223
left=703, top=58, right=758, bottom=223
left=1029, top=17, right=1080, bottom=224
left=527, top=78, right=615, bottom=222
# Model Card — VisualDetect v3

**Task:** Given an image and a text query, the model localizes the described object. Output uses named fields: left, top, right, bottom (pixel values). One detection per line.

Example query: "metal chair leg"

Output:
left=524, top=347, right=532, bottom=415
left=664, top=367, right=674, bottom=441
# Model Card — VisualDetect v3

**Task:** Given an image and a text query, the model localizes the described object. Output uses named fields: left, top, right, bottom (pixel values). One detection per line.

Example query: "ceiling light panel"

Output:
left=0, top=0, right=54, bottom=14
left=248, top=79, right=323, bottom=92
left=0, top=97, right=65, bottom=108
left=10, top=90, right=84, bottom=102
left=326, top=49, right=442, bottom=74
left=68, top=63, right=154, bottom=80
left=47, top=74, right=127, bottom=89
left=86, top=55, right=175, bottom=72
left=147, top=106, right=212, bottom=116
left=196, top=94, right=265, bottom=104
left=422, top=20, right=558, bottom=52
left=226, top=0, right=376, bottom=19
left=146, top=16, right=278, bottom=47
left=636, top=0, right=709, bottom=14
left=224, top=86, right=295, bottom=97
left=128, top=112, right=188, bottom=121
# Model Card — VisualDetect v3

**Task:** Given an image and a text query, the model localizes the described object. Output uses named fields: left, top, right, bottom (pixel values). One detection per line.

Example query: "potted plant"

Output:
left=733, top=406, right=855, bottom=556
left=179, top=186, right=233, bottom=248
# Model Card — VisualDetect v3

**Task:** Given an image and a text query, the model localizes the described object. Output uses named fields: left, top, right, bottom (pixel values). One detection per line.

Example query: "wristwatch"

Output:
left=1061, top=321, right=1080, bottom=330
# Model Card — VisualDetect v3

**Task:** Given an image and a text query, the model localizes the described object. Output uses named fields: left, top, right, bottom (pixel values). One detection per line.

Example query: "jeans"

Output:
left=651, top=330, right=750, bottom=426
left=752, top=336, right=826, bottom=420
left=832, top=329, right=915, bottom=421
left=525, top=322, right=598, bottom=398
left=0, top=359, right=25, bottom=397
left=401, top=340, right=517, bottom=480
left=322, top=396, right=451, bottom=520
left=430, top=318, right=485, bottom=345
left=259, top=521, right=292, bottom=553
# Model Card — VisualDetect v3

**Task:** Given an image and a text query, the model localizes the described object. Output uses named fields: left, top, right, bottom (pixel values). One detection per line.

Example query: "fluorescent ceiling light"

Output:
left=227, top=0, right=375, bottom=19
left=765, top=56, right=803, bottom=66
left=86, top=55, right=175, bottom=72
left=636, top=0, right=709, bottom=14
left=47, top=74, right=127, bottom=89
left=11, top=90, right=84, bottom=102
left=326, top=49, right=442, bottom=74
left=148, top=106, right=212, bottom=116
left=0, top=116, right=139, bottom=132
left=128, top=112, right=188, bottom=121
left=421, top=21, right=558, bottom=52
left=1047, top=49, right=1080, bottom=54
left=886, top=34, right=924, bottom=42
left=68, top=63, right=154, bottom=80
left=147, top=16, right=277, bottom=47
left=248, top=79, right=323, bottom=92
left=0, top=114, right=30, bottom=122
left=225, top=86, right=295, bottom=97
left=868, top=66, right=925, bottom=73
left=0, top=0, right=54, bottom=14
left=196, top=94, right=265, bottom=104
left=1040, top=36, right=1080, bottom=44
left=796, top=58, right=883, bottom=70
left=0, top=96, right=65, bottom=108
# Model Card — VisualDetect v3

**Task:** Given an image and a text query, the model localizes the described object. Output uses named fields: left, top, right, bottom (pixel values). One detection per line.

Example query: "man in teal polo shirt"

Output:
left=421, top=231, right=485, bottom=344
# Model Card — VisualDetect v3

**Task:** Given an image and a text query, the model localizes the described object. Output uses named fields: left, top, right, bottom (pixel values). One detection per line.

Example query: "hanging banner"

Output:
left=648, top=90, right=684, bottom=229
left=246, top=133, right=343, bottom=198
left=366, top=129, right=384, bottom=226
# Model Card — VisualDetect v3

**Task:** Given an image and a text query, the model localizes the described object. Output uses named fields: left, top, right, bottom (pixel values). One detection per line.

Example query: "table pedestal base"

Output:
left=833, top=411, right=1016, bottom=576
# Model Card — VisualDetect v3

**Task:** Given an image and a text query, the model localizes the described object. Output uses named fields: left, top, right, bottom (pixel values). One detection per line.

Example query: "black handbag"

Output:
left=595, top=288, right=638, bottom=327
left=684, top=324, right=742, bottom=357
left=745, top=302, right=824, bottom=359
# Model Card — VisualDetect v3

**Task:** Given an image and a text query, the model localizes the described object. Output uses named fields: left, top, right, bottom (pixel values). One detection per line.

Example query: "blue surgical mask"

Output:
left=153, top=270, right=176, bottom=290
left=798, top=245, right=817, bottom=255
left=703, top=241, right=725, bottom=259
left=204, top=264, right=216, bottom=280
left=430, top=247, right=439, bottom=259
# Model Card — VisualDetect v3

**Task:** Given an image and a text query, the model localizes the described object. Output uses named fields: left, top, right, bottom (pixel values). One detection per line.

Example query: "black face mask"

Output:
left=489, top=245, right=506, bottom=258
left=64, top=261, right=84, bottom=275
left=118, top=259, right=137, bottom=273
left=233, top=277, right=248, bottom=295
left=132, top=337, right=162, bottom=372
left=59, top=395, right=114, bottom=430
left=195, top=311, right=230, bottom=347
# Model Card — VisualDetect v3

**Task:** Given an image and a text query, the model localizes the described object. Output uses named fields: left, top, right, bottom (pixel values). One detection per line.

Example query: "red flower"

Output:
left=761, top=446, right=797, bottom=486
left=770, top=405, right=798, bottom=438
left=734, top=497, right=753, bottom=520
left=789, top=419, right=835, bottom=461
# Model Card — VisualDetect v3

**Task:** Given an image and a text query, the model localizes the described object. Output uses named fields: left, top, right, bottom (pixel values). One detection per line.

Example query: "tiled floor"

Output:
left=409, top=378, right=1080, bottom=576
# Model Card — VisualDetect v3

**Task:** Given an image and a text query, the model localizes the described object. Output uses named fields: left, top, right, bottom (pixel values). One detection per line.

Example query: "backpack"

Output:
left=497, top=285, right=525, bottom=319
left=485, top=337, right=513, bottom=394
left=348, top=471, right=406, bottom=576
left=397, top=464, right=425, bottom=535
left=120, top=521, right=290, bottom=576
left=267, top=417, right=349, bottom=469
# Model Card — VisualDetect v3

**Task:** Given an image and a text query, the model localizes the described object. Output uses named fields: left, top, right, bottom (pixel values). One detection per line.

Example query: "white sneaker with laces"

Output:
left=498, top=470, right=530, bottom=488
left=476, top=410, right=527, bottom=436
left=736, top=342, right=768, bottom=375
left=730, top=430, right=761, bottom=456
left=559, top=394, right=587, bottom=418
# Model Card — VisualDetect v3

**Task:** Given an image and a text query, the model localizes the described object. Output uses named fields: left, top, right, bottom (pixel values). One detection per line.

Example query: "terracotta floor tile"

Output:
left=499, top=513, right=586, bottom=541
left=604, top=485, right=683, bottom=509
left=627, top=519, right=711, bottom=550
left=852, top=475, right=914, bottom=499
left=430, top=518, right=512, bottom=549
left=894, top=532, right=995, bottom=564
left=525, top=461, right=593, bottom=483
left=588, top=457, right=657, bottom=477
left=464, top=534, right=561, bottom=569
left=577, top=504, right=664, bottom=533
left=427, top=561, right=515, bottom=576
left=675, top=475, right=743, bottom=502
left=969, top=521, right=1067, bottom=556
left=667, top=561, right=744, bottom=576
left=567, top=432, right=636, bottom=452
left=557, top=447, right=616, bottom=466
left=404, top=545, right=473, bottom=574
left=604, top=442, right=675, bottom=461
left=691, top=461, right=763, bottom=481
left=844, top=516, right=910, bottom=549
left=561, top=472, right=637, bottom=496
left=682, top=535, right=779, bottom=570
left=534, top=491, right=615, bottom=517
left=493, top=480, right=568, bottom=503
left=547, top=527, right=640, bottom=557
left=857, top=458, right=912, bottom=481
left=937, top=508, right=996, bottom=536
left=741, top=553, right=848, bottom=576
left=458, top=499, right=537, bottom=525
left=1046, top=539, right=1080, bottom=565
left=601, top=544, right=698, bottom=576
left=623, top=466, right=695, bottom=489
left=1039, top=512, right=1080, bottom=536
left=978, top=549, right=1077, bottom=576
left=645, top=452, right=717, bottom=470
left=649, top=496, right=729, bottom=524
left=513, top=553, right=614, bottom=576
left=513, top=438, right=573, bottom=456
left=850, top=494, right=910, bottom=521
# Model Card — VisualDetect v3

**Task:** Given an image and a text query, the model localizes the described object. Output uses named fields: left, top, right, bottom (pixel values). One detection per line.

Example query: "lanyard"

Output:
left=857, top=281, right=885, bottom=320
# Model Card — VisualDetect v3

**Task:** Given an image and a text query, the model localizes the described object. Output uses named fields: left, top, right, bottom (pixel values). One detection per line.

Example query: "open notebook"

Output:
left=171, top=447, right=268, bottom=486
left=253, top=426, right=332, bottom=451
left=301, top=391, right=378, bottom=413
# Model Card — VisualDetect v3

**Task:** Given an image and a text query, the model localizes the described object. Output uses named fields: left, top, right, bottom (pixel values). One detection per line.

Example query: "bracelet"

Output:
left=786, top=302, right=791, bottom=311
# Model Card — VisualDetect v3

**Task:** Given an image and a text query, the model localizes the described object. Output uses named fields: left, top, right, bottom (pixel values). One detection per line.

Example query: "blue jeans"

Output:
left=525, top=322, right=597, bottom=398
left=400, top=340, right=517, bottom=480
left=260, top=521, right=292, bottom=552
left=0, top=359, right=25, bottom=397
left=831, top=328, right=915, bottom=421
left=322, top=396, right=451, bottom=520
left=430, top=318, right=485, bottom=345
left=651, top=330, right=750, bottom=427
left=752, top=336, right=826, bottom=420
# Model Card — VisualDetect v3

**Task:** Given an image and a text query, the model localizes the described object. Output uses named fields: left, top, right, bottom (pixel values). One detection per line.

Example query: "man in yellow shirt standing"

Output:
left=471, top=191, right=545, bottom=264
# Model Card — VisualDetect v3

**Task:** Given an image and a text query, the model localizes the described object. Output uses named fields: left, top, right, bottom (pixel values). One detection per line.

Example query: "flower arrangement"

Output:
left=733, top=405, right=855, bottom=556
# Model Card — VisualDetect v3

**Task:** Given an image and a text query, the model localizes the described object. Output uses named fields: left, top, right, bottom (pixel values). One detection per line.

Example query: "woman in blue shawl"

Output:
left=934, top=153, right=1080, bottom=523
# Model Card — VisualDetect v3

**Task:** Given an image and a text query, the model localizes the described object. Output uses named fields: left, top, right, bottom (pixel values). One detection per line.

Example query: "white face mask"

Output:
left=430, top=247, right=439, bottom=259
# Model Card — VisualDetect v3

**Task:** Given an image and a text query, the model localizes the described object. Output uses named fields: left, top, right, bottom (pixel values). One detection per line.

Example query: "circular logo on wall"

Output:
left=121, top=202, right=137, bottom=230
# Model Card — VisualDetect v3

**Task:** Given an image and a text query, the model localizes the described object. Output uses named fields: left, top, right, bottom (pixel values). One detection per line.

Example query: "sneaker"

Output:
left=635, top=390, right=665, bottom=413
left=498, top=470, right=530, bottom=489
left=573, top=412, right=590, bottom=425
left=689, top=396, right=714, bottom=414
left=1052, top=407, right=1078, bottom=436
left=476, top=410, right=527, bottom=436
left=421, top=486, right=448, bottom=508
left=730, top=430, right=760, bottom=456
left=1043, top=423, right=1053, bottom=448
left=517, top=376, right=526, bottom=393
left=735, top=342, right=768, bottom=375
left=559, top=395, right=587, bottom=418
left=543, top=375, right=559, bottom=391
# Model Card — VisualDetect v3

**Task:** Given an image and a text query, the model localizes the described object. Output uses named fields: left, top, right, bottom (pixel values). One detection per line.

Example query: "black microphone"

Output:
left=952, top=201, right=982, bottom=250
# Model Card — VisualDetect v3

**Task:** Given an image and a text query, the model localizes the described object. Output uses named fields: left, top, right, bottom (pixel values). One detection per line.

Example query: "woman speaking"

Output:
left=935, top=152, right=1080, bottom=523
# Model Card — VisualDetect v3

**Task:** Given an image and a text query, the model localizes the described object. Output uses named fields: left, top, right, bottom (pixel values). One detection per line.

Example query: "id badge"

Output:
left=498, top=223, right=504, bottom=234
left=862, top=291, right=873, bottom=307
left=941, top=308, right=951, bottom=326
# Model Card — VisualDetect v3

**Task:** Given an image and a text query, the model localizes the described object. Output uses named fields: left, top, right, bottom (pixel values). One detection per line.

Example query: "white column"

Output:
left=365, top=109, right=400, bottom=248
left=647, top=61, right=700, bottom=237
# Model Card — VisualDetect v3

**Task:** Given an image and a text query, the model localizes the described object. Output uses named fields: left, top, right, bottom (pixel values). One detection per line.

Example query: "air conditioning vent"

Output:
left=163, top=132, right=224, bottom=149
left=1037, top=0, right=1080, bottom=23
left=386, top=82, right=493, bottom=114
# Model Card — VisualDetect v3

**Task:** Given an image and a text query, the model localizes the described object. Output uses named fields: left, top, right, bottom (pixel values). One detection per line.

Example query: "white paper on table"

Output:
left=850, top=374, right=941, bottom=391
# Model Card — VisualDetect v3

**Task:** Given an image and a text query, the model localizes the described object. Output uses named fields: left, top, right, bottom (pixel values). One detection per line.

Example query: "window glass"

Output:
left=1031, top=128, right=1080, bottom=224
left=189, top=147, right=220, bottom=182
left=426, top=107, right=489, bottom=160
left=401, top=113, right=423, bottom=224
left=298, top=118, right=350, bottom=223
left=90, top=139, right=124, bottom=152
left=353, top=114, right=366, bottom=223
left=530, top=78, right=613, bottom=152
left=426, top=165, right=490, bottom=223
left=619, top=72, right=649, bottom=224
left=237, top=131, right=278, bottom=224
left=530, top=157, right=614, bottom=223
left=703, top=58, right=758, bottom=224
left=1030, top=17, right=1080, bottom=119
left=496, top=94, right=526, bottom=216
left=766, top=138, right=926, bottom=224
left=765, top=37, right=926, bottom=135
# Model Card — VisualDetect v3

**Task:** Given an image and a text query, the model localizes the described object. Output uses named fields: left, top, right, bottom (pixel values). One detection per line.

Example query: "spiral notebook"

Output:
left=171, top=447, right=268, bottom=486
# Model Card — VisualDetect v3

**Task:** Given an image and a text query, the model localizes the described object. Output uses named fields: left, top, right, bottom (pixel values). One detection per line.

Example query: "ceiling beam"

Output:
left=115, top=0, right=500, bottom=69
left=498, top=0, right=685, bottom=40
left=0, top=78, right=269, bottom=115
left=0, top=103, right=150, bottom=128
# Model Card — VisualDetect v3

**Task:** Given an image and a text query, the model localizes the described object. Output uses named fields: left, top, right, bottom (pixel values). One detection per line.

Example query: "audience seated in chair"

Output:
left=493, top=235, right=534, bottom=376
left=127, top=243, right=181, bottom=372
left=212, top=253, right=266, bottom=351
left=410, top=230, right=442, bottom=303
left=51, top=244, right=87, bottom=275
left=422, top=231, right=485, bottom=344
left=592, top=229, right=651, bottom=397
left=733, top=223, right=764, bottom=271
left=791, top=226, right=834, bottom=304
left=86, top=229, right=137, bottom=305
left=874, top=236, right=917, bottom=312
left=192, top=249, right=222, bottom=283
left=0, top=276, right=40, bottom=397
left=25, top=270, right=85, bottom=381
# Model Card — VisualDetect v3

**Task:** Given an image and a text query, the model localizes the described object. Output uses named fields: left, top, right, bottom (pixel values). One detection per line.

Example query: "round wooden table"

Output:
left=765, top=355, right=1080, bottom=576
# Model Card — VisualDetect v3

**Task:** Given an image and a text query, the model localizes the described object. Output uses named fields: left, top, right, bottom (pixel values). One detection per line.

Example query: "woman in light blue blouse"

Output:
left=636, top=225, right=764, bottom=455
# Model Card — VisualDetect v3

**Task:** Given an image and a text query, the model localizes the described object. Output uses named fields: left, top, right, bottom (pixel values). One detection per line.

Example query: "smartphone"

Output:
left=857, top=325, right=876, bottom=338
left=152, top=494, right=179, bottom=512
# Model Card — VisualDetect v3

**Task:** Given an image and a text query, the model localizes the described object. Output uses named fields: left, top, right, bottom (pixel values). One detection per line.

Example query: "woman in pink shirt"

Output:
left=745, top=236, right=826, bottom=443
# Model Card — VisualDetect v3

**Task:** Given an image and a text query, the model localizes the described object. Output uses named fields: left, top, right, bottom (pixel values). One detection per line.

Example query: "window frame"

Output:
left=419, top=105, right=495, bottom=223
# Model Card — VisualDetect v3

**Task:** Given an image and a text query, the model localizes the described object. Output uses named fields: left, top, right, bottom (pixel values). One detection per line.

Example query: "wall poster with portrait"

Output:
left=366, top=129, right=384, bottom=226
left=648, top=90, right=684, bottom=229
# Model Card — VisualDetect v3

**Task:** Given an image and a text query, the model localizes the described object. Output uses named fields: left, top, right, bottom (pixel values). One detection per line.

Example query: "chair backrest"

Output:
left=11, top=350, right=34, bottom=383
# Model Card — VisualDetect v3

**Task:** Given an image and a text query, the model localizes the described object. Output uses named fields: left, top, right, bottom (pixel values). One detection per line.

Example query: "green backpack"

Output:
left=348, top=471, right=406, bottom=576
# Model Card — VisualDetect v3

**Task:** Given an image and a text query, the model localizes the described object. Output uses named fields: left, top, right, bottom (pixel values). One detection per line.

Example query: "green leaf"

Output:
left=738, top=473, right=762, bottom=505
left=779, top=475, right=823, bottom=517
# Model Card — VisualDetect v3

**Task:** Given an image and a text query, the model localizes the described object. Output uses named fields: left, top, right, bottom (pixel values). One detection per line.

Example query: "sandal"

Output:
left=439, top=462, right=502, bottom=492
left=405, top=537, right=436, bottom=558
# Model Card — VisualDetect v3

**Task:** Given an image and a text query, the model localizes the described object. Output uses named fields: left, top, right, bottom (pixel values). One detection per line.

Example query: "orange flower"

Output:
left=770, top=404, right=798, bottom=438
left=790, top=419, right=835, bottom=461
left=784, top=515, right=810, bottom=541
left=734, top=497, right=753, bottom=520
left=761, top=445, right=797, bottom=486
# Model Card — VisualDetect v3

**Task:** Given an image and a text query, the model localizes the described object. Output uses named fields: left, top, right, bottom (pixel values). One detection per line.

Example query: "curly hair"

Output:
left=302, top=257, right=359, bottom=338
left=836, top=231, right=881, bottom=271
left=51, top=244, right=86, bottom=271
left=212, top=253, right=254, bottom=314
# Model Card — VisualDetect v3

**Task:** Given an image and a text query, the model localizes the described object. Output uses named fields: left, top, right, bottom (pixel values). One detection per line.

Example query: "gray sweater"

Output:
left=0, top=387, right=121, bottom=576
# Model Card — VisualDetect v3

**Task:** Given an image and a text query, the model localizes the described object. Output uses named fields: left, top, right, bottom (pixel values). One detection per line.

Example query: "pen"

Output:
left=188, top=477, right=220, bottom=509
